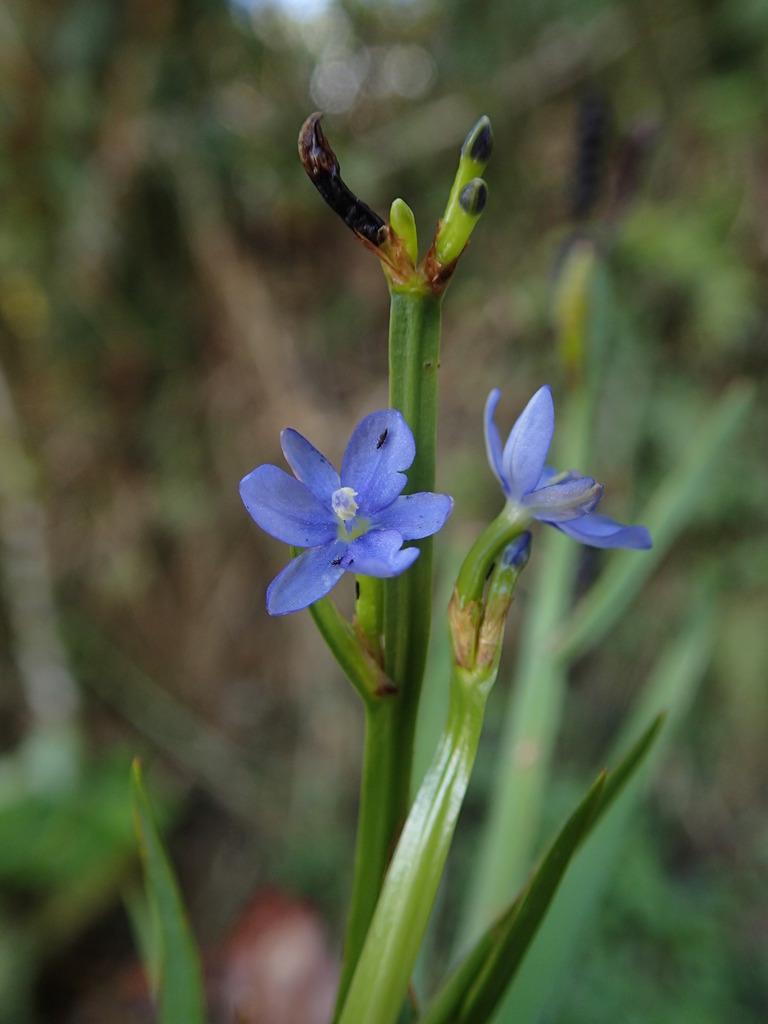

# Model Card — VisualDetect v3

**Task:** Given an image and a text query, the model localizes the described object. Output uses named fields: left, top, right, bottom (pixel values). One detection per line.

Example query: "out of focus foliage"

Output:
left=0, top=0, right=766, bottom=1020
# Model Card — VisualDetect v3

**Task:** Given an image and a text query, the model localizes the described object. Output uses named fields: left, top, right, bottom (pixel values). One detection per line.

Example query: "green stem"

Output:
left=333, top=698, right=404, bottom=1018
left=309, top=584, right=404, bottom=1021
left=383, top=288, right=443, bottom=820
left=332, top=289, right=444, bottom=1015
left=355, top=574, right=384, bottom=665
left=454, top=509, right=530, bottom=607
left=337, top=661, right=488, bottom=1024
left=305, top=590, right=384, bottom=703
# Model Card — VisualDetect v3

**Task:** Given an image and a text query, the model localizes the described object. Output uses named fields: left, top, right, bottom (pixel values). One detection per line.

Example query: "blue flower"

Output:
left=484, top=386, right=651, bottom=549
left=240, top=409, right=454, bottom=615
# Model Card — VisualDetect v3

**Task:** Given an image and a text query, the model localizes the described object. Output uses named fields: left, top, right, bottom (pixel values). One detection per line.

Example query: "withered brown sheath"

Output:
left=298, top=113, right=388, bottom=247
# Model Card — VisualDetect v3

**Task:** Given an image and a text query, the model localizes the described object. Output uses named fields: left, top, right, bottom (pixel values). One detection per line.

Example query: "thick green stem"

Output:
left=383, top=288, right=443, bottom=815
left=333, top=697, right=404, bottom=1018
left=332, top=288, right=443, bottom=1015
left=306, top=590, right=406, bottom=1021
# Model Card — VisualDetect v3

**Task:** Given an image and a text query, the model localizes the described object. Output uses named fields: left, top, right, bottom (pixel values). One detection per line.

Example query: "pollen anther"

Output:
left=332, top=486, right=359, bottom=522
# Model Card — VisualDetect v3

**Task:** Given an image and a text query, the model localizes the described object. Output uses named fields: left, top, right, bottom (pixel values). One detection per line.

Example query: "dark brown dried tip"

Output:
left=298, top=113, right=388, bottom=247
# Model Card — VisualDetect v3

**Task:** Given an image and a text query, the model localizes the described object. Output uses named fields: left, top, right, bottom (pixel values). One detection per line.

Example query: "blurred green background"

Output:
left=0, top=0, right=766, bottom=1020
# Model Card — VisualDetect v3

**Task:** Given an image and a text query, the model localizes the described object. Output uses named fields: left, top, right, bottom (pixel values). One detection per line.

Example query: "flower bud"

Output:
left=462, top=115, right=494, bottom=167
left=434, top=117, right=493, bottom=268
left=390, top=198, right=419, bottom=267
left=501, top=531, right=533, bottom=573
left=459, top=179, right=488, bottom=217
left=435, top=177, right=489, bottom=265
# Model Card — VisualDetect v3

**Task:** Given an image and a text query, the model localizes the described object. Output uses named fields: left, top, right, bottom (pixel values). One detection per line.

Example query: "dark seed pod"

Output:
left=298, top=113, right=388, bottom=246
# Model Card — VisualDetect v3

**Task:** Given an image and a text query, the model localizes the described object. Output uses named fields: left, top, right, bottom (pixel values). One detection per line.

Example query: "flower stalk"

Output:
left=382, top=287, right=442, bottom=760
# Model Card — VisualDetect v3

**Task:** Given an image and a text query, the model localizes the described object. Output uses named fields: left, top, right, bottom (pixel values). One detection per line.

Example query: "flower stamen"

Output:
left=332, top=486, right=359, bottom=523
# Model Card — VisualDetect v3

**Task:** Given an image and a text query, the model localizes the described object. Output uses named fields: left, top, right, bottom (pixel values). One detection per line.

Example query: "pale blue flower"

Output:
left=241, top=409, right=453, bottom=615
left=484, top=386, right=651, bottom=549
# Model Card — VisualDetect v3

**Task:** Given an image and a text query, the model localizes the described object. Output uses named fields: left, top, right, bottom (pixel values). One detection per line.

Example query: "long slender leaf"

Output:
left=590, top=713, right=665, bottom=828
left=419, top=713, right=663, bottom=1024
left=455, top=773, right=606, bottom=1024
left=416, top=911, right=509, bottom=1024
left=131, top=760, right=207, bottom=1024
left=494, top=597, right=714, bottom=1024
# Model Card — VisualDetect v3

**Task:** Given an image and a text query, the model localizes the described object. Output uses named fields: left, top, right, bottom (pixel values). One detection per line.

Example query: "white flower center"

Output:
left=331, top=486, right=359, bottom=523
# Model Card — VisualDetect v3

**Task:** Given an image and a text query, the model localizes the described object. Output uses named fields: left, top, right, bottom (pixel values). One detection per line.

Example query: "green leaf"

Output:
left=453, top=773, right=607, bottom=1024
left=493, top=599, right=714, bottom=1024
left=0, top=763, right=135, bottom=889
left=590, top=713, right=665, bottom=830
left=420, top=715, right=663, bottom=1024
left=415, top=914, right=507, bottom=1024
left=131, top=760, right=207, bottom=1024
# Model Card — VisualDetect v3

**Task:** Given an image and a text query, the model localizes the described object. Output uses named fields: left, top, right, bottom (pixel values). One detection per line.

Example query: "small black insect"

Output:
left=376, top=428, right=388, bottom=450
left=331, top=557, right=343, bottom=566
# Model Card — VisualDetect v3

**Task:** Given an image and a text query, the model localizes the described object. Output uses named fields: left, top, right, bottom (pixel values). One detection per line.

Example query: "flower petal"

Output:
left=266, top=540, right=347, bottom=615
left=372, top=492, right=453, bottom=540
left=522, top=476, right=603, bottom=521
left=341, top=410, right=415, bottom=514
left=501, top=386, right=555, bottom=499
left=341, top=530, right=420, bottom=578
left=240, top=465, right=337, bottom=546
left=551, top=513, right=653, bottom=549
left=484, top=389, right=508, bottom=494
left=281, top=428, right=340, bottom=504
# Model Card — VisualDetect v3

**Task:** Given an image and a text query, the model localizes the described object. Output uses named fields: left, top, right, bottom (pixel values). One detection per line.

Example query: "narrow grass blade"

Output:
left=416, top=916, right=506, bottom=1024
left=454, top=772, right=606, bottom=1024
left=131, top=760, right=207, bottom=1024
left=420, top=714, right=663, bottom=1024
left=590, top=713, right=664, bottom=828
left=493, top=597, right=714, bottom=1024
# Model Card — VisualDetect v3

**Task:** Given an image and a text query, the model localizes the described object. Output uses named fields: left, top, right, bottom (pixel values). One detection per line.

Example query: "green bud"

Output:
left=435, top=177, right=489, bottom=265
left=434, top=116, right=493, bottom=267
left=389, top=198, right=419, bottom=267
